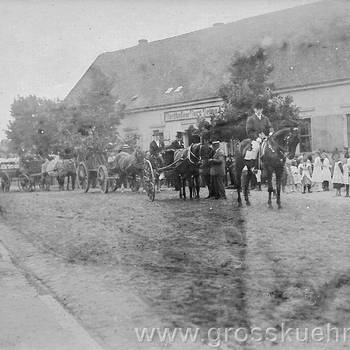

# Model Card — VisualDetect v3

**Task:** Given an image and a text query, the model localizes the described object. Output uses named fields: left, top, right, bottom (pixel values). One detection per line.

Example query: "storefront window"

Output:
left=299, top=118, right=312, bottom=152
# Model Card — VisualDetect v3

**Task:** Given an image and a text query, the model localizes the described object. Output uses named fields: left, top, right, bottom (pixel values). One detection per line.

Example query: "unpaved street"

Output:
left=0, top=188, right=350, bottom=349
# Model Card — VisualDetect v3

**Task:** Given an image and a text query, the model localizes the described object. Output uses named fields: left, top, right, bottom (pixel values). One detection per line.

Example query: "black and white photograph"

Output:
left=1, top=0, right=350, bottom=349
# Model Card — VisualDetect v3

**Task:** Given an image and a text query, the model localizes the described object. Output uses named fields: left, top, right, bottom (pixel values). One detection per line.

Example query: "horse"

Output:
left=109, top=148, right=144, bottom=191
left=171, top=143, right=209, bottom=200
left=56, top=158, right=77, bottom=191
left=41, top=155, right=60, bottom=191
left=234, top=124, right=300, bottom=209
left=0, top=172, right=10, bottom=192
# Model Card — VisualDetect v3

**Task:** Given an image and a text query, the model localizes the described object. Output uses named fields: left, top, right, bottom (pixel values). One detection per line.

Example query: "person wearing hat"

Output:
left=245, top=101, right=274, bottom=167
left=149, top=131, right=164, bottom=157
left=149, top=131, right=165, bottom=170
left=209, top=141, right=226, bottom=199
left=200, top=139, right=214, bottom=198
left=166, top=131, right=184, bottom=150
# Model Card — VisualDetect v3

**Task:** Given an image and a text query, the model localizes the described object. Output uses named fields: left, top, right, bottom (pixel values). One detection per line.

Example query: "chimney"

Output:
left=213, top=22, right=224, bottom=27
left=138, top=39, right=148, bottom=45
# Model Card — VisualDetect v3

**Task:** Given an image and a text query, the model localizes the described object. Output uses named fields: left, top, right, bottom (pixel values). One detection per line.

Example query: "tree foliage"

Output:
left=6, top=76, right=125, bottom=157
left=210, top=48, right=300, bottom=141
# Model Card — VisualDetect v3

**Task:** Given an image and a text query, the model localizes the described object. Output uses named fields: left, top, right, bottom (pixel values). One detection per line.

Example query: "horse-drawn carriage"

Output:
left=76, top=147, right=143, bottom=193
left=0, top=155, right=46, bottom=192
left=143, top=143, right=206, bottom=201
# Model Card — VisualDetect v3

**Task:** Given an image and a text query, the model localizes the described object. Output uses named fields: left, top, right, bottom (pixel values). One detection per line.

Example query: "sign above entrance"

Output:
left=164, top=106, right=222, bottom=122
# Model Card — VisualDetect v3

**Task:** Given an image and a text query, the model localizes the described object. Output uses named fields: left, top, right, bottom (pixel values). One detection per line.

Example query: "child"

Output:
left=321, top=153, right=332, bottom=191
left=311, top=151, right=323, bottom=191
left=291, top=159, right=301, bottom=192
left=343, top=155, right=350, bottom=197
left=298, top=155, right=312, bottom=193
left=332, top=155, right=344, bottom=196
left=284, top=157, right=295, bottom=193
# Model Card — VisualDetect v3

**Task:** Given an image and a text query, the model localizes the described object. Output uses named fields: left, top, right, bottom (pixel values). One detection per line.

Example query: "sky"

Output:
left=0, top=0, right=319, bottom=140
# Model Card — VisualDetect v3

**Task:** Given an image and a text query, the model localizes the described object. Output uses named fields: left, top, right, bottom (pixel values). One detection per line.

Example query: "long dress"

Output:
left=311, top=156, right=323, bottom=191
left=332, top=161, right=344, bottom=189
left=298, top=160, right=312, bottom=186
left=321, top=157, right=332, bottom=182
left=291, top=165, right=301, bottom=185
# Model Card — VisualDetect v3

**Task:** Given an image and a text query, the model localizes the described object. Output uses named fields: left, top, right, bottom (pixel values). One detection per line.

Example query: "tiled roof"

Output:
left=66, top=0, right=350, bottom=111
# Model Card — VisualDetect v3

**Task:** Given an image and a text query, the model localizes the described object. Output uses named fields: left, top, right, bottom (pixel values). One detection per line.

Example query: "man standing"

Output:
left=201, top=139, right=214, bottom=198
left=166, top=131, right=184, bottom=150
left=245, top=101, right=274, bottom=167
left=149, top=131, right=164, bottom=167
left=210, top=141, right=226, bottom=199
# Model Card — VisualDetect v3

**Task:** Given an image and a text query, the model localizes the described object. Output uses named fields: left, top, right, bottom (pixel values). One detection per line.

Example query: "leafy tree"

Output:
left=61, top=72, right=125, bottom=154
left=6, top=95, right=62, bottom=156
left=6, top=72, right=125, bottom=158
left=213, top=48, right=300, bottom=141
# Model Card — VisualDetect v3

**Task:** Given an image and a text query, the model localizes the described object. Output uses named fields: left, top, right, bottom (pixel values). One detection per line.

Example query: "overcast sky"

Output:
left=0, top=0, right=319, bottom=139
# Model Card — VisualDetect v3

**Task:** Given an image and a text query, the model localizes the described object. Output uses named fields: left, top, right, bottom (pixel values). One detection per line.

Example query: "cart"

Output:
left=76, top=148, right=124, bottom=193
left=0, top=156, right=46, bottom=192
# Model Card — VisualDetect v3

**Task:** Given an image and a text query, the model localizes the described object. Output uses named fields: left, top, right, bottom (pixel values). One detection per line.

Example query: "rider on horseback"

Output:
left=244, top=101, right=274, bottom=169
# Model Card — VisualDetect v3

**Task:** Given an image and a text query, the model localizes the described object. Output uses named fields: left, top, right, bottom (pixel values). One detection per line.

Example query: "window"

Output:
left=299, top=118, right=312, bottom=152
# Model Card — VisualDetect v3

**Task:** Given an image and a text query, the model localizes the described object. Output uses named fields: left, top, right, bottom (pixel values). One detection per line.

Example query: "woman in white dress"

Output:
left=321, top=153, right=332, bottom=191
left=311, top=151, right=323, bottom=191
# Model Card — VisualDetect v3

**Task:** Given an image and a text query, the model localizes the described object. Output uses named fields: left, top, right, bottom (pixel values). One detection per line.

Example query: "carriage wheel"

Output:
left=97, top=165, right=109, bottom=194
left=1, top=172, right=10, bottom=192
left=77, top=162, right=90, bottom=192
left=143, top=159, right=155, bottom=201
left=18, top=173, right=32, bottom=192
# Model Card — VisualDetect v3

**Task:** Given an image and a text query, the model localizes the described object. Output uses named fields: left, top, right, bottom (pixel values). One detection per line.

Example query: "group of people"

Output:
left=284, top=149, right=350, bottom=197
left=148, top=100, right=350, bottom=199
left=149, top=131, right=227, bottom=199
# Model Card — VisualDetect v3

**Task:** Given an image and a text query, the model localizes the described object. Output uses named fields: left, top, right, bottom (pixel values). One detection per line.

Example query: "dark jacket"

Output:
left=246, top=114, right=273, bottom=139
left=210, top=148, right=226, bottom=176
left=166, top=140, right=184, bottom=150
left=149, top=140, right=164, bottom=156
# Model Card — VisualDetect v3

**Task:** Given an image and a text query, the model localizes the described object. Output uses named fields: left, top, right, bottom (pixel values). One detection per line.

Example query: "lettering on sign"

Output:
left=164, top=106, right=221, bottom=122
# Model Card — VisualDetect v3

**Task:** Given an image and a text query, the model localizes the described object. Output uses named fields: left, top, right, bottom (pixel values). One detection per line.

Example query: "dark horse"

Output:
left=235, top=124, right=299, bottom=209
left=171, top=143, right=209, bottom=200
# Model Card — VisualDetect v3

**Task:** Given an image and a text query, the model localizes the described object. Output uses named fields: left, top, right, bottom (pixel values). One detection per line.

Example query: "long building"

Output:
left=66, top=0, right=350, bottom=152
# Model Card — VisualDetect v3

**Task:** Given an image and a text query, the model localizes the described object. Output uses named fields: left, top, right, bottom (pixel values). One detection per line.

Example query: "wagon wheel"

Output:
left=0, top=172, right=10, bottom=192
left=97, top=165, right=109, bottom=194
left=77, top=162, right=90, bottom=192
left=18, top=173, right=32, bottom=192
left=143, top=159, right=155, bottom=201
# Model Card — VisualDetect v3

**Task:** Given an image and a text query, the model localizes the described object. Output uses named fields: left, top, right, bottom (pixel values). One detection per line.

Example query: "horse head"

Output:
left=271, top=124, right=300, bottom=158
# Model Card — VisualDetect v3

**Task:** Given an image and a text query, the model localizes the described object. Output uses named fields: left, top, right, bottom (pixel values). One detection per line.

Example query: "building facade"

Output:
left=66, top=0, right=350, bottom=153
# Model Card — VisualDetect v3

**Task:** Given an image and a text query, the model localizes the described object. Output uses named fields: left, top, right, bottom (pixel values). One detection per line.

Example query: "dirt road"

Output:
left=0, top=188, right=349, bottom=349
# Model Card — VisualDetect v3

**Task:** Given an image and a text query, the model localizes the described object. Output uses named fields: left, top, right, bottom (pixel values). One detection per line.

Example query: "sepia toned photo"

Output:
left=0, top=0, right=350, bottom=349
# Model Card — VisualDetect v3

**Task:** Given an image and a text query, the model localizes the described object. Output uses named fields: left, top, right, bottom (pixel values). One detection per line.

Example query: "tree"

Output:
left=213, top=48, right=300, bottom=141
left=6, top=95, right=62, bottom=156
left=6, top=72, right=125, bottom=157
left=61, top=72, right=125, bottom=153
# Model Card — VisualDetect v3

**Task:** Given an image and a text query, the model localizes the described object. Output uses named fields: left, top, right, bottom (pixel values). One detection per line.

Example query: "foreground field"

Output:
left=0, top=188, right=349, bottom=349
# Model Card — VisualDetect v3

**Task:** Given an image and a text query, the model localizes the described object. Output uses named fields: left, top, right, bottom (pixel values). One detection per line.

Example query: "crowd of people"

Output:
left=284, top=148, right=350, bottom=197
left=223, top=148, right=350, bottom=197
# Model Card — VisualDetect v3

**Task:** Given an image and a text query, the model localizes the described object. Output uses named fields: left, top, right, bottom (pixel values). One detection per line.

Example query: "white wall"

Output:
left=120, top=83, right=350, bottom=152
